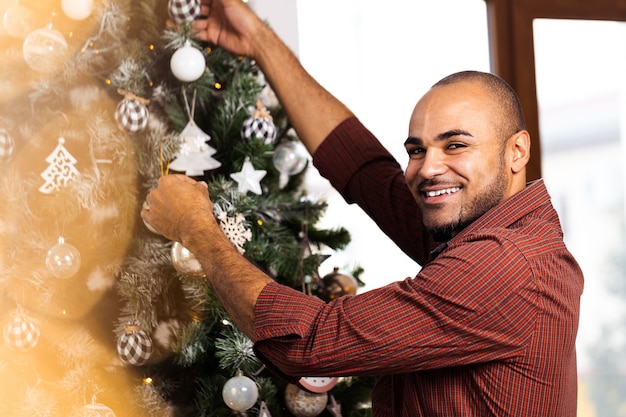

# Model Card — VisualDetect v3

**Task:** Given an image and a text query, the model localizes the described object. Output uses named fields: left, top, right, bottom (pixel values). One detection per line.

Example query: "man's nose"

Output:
left=419, top=149, right=446, bottom=179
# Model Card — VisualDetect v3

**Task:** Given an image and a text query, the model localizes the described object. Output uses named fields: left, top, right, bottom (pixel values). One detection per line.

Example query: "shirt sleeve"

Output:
left=312, top=116, right=435, bottom=265
left=253, top=232, right=539, bottom=379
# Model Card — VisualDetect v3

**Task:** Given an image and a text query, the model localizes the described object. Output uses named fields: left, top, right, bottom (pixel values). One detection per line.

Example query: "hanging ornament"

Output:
left=170, top=40, right=206, bottom=82
left=39, top=137, right=80, bottom=194
left=168, top=120, right=220, bottom=175
left=115, top=89, right=150, bottom=133
left=117, top=320, right=153, bottom=366
left=0, top=126, right=15, bottom=162
left=45, top=236, right=82, bottom=279
left=272, top=141, right=308, bottom=188
left=170, top=40, right=206, bottom=83
left=169, top=88, right=221, bottom=175
left=171, top=241, right=205, bottom=278
left=284, top=383, right=328, bottom=417
left=217, top=212, right=252, bottom=254
left=241, top=100, right=277, bottom=144
left=298, top=376, right=339, bottom=394
left=3, top=308, right=40, bottom=351
left=82, top=400, right=117, bottom=417
left=319, top=267, right=358, bottom=302
left=22, top=23, right=69, bottom=73
left=326, top=395, right=343, bottom=417
left=230, top=157, right=266, bottom=195
left=258, top=401, right=272, bottom=417
left=168, top=0, right=201, bottom=25
left=222, top=372, right=259, bottom=412
left=142, top=200, right=161, bottom=234
left=61, top=0, right=94, bottom=21
left=3, top=3, right=35, bottom=38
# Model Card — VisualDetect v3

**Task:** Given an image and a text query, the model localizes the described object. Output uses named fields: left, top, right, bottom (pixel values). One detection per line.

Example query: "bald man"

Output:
left=143, top=1, right=583, bottom=415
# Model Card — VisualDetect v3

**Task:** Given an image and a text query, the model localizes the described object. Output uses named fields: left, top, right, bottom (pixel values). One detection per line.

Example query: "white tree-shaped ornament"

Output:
left=39, top=137, right=80, bottom=194
left=169, top=120, right=221, bottom=176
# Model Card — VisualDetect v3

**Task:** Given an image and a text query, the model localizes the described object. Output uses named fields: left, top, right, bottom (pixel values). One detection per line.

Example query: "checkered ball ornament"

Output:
left=3, top=312, right=40, bottom=351
left=0, top=127, right=15, bottom=162
left=117, top=321, right=153, bottom=366
left=115, top=98, right=149, bottom=133
left=240, top=115, right=277, bottom=145
left=168, top=0, right=201, bottom=24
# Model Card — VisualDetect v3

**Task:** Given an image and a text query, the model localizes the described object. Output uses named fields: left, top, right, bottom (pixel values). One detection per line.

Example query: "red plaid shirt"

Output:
left=253, top=117, right=583, bottom=416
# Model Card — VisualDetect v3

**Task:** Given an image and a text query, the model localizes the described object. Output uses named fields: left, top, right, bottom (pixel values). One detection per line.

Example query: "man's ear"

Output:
left=508, top=130, right=531, bottom=174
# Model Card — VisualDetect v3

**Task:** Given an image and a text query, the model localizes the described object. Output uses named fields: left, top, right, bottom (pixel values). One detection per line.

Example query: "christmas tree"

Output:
left=0, top=0, right=375, bottom=416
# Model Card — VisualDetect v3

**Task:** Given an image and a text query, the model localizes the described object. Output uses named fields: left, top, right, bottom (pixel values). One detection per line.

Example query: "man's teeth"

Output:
left=425, top=187, right=460, bottom=197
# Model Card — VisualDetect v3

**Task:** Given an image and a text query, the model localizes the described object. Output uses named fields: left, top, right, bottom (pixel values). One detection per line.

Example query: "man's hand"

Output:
left=142, top=174, right=272, bottom=340
left=191, top=0, right=263, bottom=59
left=141, top=175, right=215, bottom=246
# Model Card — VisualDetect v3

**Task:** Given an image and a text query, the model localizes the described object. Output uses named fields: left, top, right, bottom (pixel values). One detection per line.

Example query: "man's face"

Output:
left=404, top=81, right=512, bottom=240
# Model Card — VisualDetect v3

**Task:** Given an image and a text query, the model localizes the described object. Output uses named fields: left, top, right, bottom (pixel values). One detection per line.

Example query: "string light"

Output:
left=143, top=377, right=154, bottom=385
left=214, top=82, right=222, bottom=90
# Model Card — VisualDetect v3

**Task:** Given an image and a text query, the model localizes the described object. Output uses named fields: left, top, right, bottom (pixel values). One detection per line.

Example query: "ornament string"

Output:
left=181, top=85, right=197, bottom=120
left=117, top=89, right=150, bottom=106
left=80, top=11, right=115, bottom=54
left=157, top=86, right=200, bottom=177
left=159, top=144, right=170, bottom=177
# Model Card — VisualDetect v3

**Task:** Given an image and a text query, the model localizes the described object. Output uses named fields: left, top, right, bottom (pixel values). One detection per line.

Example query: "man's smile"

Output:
left=421, top=186, right=461, bottom=199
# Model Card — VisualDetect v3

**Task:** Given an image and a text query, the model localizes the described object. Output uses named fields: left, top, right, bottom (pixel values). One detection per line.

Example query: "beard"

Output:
left=426, top=164, right=508, bottom=242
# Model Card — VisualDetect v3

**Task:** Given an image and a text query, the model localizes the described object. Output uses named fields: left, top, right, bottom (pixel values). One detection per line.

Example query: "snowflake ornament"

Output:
left=218, top=212, right=252, bottom=254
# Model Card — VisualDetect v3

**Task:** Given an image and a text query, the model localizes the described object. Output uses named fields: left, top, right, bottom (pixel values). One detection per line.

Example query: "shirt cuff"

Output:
left=254, top=281, right=326, bottom=342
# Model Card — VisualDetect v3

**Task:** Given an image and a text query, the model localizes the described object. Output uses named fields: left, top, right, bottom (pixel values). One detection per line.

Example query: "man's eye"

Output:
left=448, top=143, right=466, bottom=150
left=406, top=147, right=425, bottom=156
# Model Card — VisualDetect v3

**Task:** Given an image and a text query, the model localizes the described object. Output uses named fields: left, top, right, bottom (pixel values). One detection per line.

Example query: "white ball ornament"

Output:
left=222, top=374, right=259, bottom=412
left=171, top=241, right=205, bottom=278
left=3, top=3, right=35, bottom=39
left=170, top=41, right=206, bottom=82
left=141, top=200, right=161, bottom=234
left=45, top=236, right=81, bottom=279
left=273, top=141, right=308, bottom=176
left=273, top=141, right=308, bottom=188
left=23, top=25, right=69, bottom=73
left=61, top=0, right=94, bottom=20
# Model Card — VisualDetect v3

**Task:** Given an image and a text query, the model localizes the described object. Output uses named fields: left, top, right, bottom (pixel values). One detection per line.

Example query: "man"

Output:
left=143, top=0, right=583, bottom=415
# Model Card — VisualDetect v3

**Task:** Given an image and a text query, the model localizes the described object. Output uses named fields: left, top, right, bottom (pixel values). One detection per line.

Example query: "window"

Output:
left=535, top=18, right=626, bottom=416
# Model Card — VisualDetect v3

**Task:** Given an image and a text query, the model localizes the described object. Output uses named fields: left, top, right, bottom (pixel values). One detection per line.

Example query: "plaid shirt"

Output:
left=254, top=117, right=583, bottom=416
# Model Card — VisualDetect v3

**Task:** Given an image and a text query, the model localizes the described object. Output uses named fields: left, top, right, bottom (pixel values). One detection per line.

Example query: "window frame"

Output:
left=484, top=0, right=626, bottom=180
